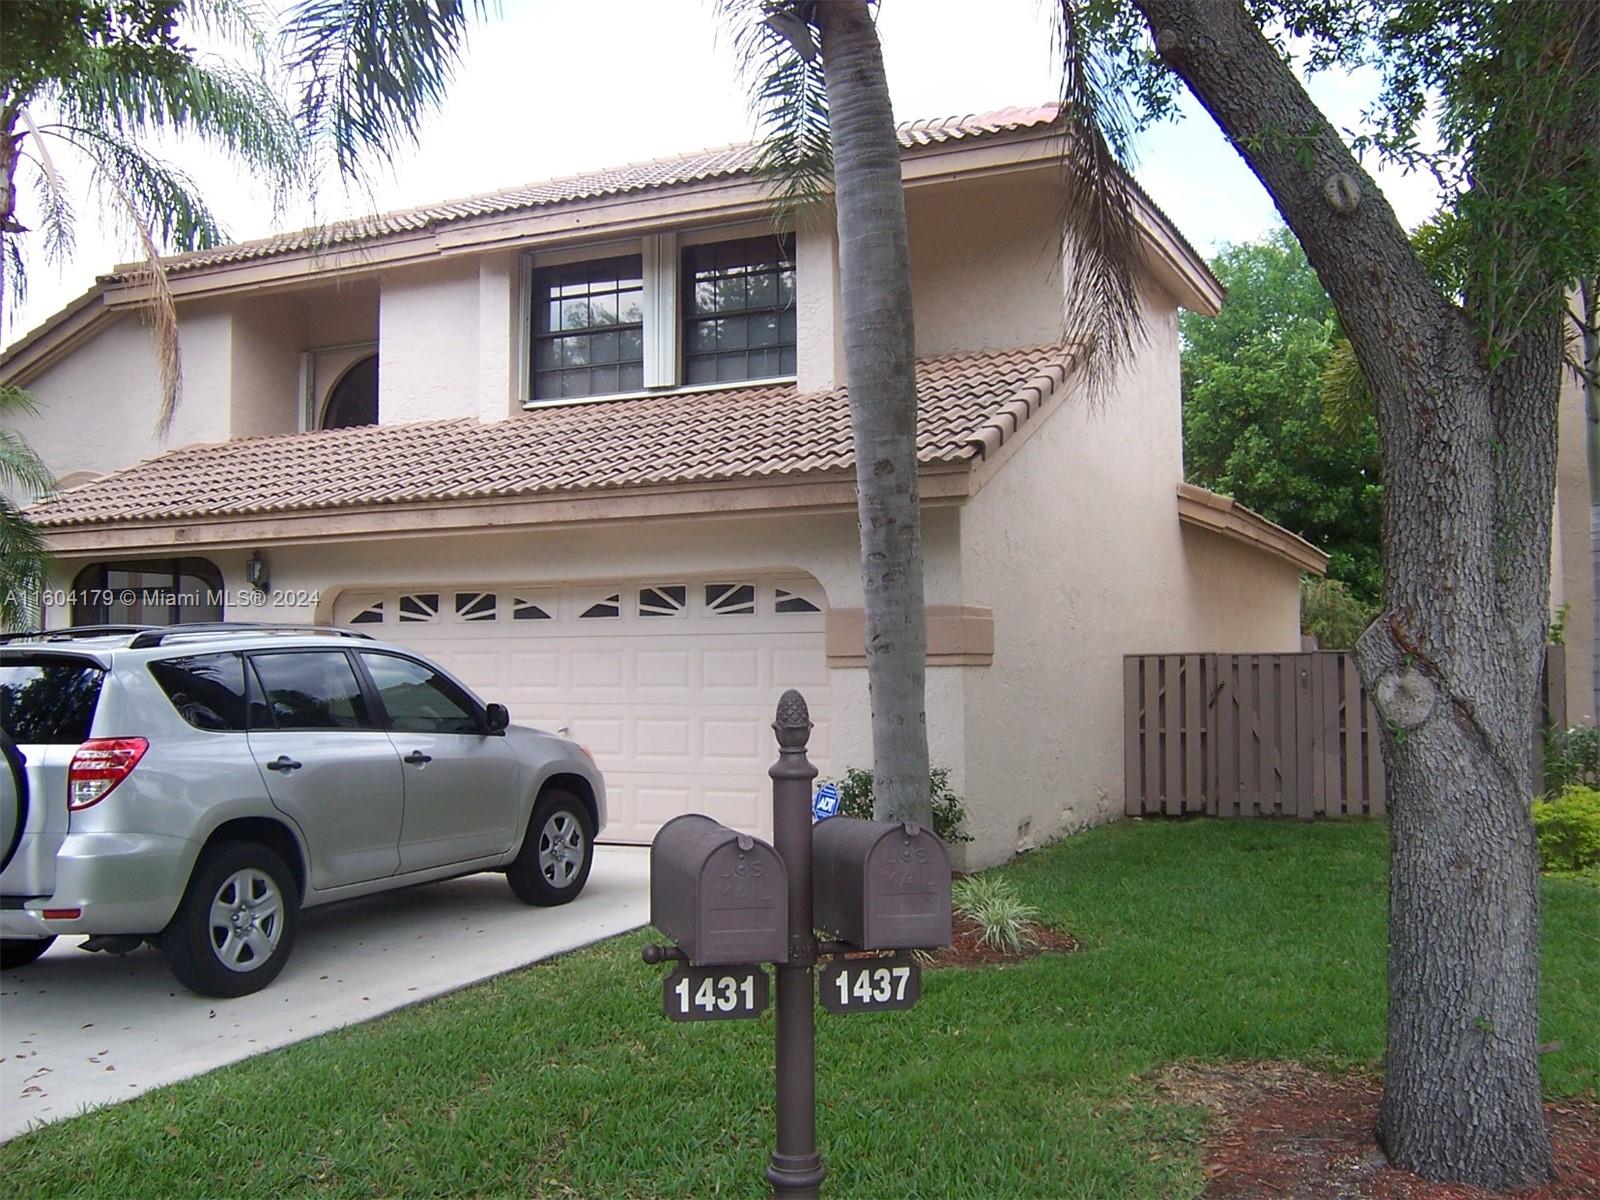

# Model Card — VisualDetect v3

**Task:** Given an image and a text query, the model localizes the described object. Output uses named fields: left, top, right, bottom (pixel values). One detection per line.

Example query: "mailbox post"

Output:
left=642, top=688, right=951, bottom=1198
left=767, top=689, right=825, bottom=1199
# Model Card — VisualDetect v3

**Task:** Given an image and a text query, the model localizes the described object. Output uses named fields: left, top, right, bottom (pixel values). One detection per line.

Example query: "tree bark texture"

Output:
left=815, top=0, right=932, bottom=826
left=1134, top=0, right=1570, bottom=1187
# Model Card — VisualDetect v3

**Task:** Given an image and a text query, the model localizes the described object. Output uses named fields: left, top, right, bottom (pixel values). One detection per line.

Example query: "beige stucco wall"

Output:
left=907, top=172, right=1064, bottom=359
left=378, top=260, right=482, bottom=425
left=228, top=295, right=303, bottom=439
left=955, top=290, right=1304, bottom=868
left=1553, top=362, right=1596, bottom=725
left=40, top=505, right=968, bottom=809
left=7, top=306, right=235, bottom=491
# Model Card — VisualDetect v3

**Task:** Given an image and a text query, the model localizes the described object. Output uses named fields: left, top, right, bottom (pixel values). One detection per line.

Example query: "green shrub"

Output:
left=1531, top=786, right=1600, bottom=875
left=951, top=873, right=1040, bottom=954
left=833, top=765, right=973, bottom=844
left=1542, top=725, right=1599, bottom=795
left=1300, top=577, right=1378, bottom=650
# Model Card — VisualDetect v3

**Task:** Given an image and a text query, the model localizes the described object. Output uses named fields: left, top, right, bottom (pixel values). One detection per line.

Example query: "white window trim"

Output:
left=519, top=226, right=797, bottom=409
left=298, top=340, right=379, bottom=432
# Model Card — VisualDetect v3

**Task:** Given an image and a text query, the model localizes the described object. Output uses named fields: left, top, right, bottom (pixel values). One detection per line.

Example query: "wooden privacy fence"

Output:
left=1124, top=647, right=1567, bottom=819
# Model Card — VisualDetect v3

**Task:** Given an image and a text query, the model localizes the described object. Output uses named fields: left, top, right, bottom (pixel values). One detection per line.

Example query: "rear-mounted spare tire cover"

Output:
left=0, top=728, right=26, bottom=874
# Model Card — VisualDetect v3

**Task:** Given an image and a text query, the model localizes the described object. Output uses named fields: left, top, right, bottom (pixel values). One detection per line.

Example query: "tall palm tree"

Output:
left=0, top=384, right=54, bottom=630
left=724, top=0, right=1145, bottom=823
left=724, top=0, right=930, bottom=823
left=2, top=1, right=305, bottom=428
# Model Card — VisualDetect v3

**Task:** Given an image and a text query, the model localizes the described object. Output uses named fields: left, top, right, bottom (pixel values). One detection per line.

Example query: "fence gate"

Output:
left=1124, top=648, right=1566, bottom=819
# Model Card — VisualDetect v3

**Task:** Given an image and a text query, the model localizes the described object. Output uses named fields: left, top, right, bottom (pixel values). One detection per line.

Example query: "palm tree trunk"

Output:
left=814, top=0, right=931, bottom=826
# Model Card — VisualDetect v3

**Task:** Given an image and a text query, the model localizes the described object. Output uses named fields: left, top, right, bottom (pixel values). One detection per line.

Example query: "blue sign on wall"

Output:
left=812, top=782, right=841, bottom=823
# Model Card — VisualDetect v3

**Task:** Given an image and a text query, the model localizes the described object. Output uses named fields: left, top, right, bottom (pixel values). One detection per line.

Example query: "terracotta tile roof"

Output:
left=131, top=106, right=1064, bottom=277
left=29, top=344, right=1075, bottom=529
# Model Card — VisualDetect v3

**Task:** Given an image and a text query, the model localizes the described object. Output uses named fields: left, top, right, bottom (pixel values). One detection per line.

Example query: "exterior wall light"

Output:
left=246, top=551, right=269, bottom=594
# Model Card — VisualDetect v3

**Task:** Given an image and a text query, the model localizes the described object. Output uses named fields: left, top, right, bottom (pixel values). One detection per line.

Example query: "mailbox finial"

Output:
left=773, top=688, right=812, bottom=749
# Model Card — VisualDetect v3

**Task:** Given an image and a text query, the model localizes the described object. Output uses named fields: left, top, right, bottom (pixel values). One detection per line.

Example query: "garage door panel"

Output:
left=702, top=719, right=763, bottom=760
left=335, top=576, right=831, bottom=842
left=702, top=649, right=761, bottom=689
left=635, top=651, right=692, bottom=689
left=509, top=651, right=562, bottom=686
left=635, top=718, right=693, bottom=758
left=700, top=786, right=765, bottom=833
left=572, top=650, right=626, bottom=691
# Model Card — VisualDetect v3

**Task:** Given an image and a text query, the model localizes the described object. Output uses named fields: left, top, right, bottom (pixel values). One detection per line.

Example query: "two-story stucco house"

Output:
left=1, top=105, right=1325, bottom=866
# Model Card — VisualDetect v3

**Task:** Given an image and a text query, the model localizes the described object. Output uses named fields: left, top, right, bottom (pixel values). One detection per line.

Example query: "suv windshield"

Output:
left=0, top=656, right=106, bottom=744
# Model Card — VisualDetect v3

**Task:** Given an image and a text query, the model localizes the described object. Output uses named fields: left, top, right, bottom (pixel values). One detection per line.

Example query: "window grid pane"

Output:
left=682, top=236, right=796, bottom=385
left=532, top=255, right=645, bottom=401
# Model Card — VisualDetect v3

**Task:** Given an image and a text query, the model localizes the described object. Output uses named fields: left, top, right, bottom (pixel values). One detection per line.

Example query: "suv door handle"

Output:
left=403, top=751, right=432, bottom=766
left=266, top=756, right=302, bottom=772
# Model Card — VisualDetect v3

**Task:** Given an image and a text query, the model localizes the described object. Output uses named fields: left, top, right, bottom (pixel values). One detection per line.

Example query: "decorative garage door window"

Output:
left=455, top=592, right=497, bottom=622
left=335, top=578, right=825, bottom=628
left=399, top=593, right=440, bottom=622
left=706, top=583, right=756, bottom=615
left=638, top=586, right=687, bottom=618
left=580, top=593, right=622, bottom=619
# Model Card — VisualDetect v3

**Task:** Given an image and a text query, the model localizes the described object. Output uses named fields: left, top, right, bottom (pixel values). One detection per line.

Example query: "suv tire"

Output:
left=1, top=937, right=55, bottom=970
left=161, top=842, right=299, bottom=998
left=506, top=789, right=594, bottom=906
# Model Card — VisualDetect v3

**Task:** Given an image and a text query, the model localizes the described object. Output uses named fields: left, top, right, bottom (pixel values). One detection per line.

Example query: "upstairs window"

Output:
left=531, top=255, right=645, bottom=400
left=682, top=235, right=796, bottom=385
left=322, top=354, right=379, bottom=429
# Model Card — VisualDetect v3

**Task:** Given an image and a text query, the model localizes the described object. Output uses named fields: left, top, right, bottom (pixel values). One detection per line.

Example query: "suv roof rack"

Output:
left=0, top=625, right=157, bottom=645
left=127, top=623, right=375, bottom=649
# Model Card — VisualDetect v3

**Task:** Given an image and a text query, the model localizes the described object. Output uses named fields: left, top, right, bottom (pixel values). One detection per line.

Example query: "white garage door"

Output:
left=333, top=575, right=832, bottom=843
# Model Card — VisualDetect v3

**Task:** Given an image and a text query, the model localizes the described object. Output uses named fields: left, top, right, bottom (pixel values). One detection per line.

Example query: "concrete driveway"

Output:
left=0, top=845, right=648, bottom=1142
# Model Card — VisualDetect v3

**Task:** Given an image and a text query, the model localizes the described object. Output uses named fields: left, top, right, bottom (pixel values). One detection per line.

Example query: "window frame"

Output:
left=351, top=650, right=490, bottom=736
left=70, top=558, right=224, bottom=627
left=520, top=223, right=798, bottom=408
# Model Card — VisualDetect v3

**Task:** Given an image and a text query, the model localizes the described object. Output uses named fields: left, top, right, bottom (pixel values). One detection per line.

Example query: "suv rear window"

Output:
left=149, top=653, right=248, bottom=732
left=0, top=656, right=106, bottom=744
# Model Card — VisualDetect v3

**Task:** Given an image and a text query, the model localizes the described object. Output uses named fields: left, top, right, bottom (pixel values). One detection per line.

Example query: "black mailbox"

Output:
left=812, top=818, right=952, bottom=950
left=650, top=814, right=789, bottom=965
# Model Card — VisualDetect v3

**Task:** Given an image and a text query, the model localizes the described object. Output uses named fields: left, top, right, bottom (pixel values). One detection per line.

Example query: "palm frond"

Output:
left=0, top=493, right=51, bottom=632
left=1, top=235, right=24, bottom=321
left=55, top=122, right=224, bottom=252
left=281, top=0, right=488, bottom=183
left=50, top=52, right=303, bottom=196
left=18, top=111, right=76, bottom=266
left=1053, top=0, right=1146, bottom=400
left=719, top=0, right=833, bottom=229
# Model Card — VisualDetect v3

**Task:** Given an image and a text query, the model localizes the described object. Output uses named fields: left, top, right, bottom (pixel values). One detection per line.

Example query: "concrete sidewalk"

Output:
left=0, top=845, right=649, bottom=1142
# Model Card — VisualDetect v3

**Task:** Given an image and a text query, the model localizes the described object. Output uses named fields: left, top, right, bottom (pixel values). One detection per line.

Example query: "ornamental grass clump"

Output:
left=952, top=873, right=1040, bottom=955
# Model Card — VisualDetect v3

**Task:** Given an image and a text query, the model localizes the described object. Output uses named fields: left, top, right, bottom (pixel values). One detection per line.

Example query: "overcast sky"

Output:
left=3, top=0, right=1441, bottom=345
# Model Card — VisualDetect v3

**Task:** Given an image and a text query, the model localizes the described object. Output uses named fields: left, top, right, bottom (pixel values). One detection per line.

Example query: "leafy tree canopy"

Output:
left=1181, top=228, right=1382, bottom=599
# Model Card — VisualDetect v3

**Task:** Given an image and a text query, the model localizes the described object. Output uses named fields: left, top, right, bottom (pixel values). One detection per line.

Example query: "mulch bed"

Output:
left=1155, top=1061, right=1600, bottom=1199
left=920, top=912, right=1079, bottom=968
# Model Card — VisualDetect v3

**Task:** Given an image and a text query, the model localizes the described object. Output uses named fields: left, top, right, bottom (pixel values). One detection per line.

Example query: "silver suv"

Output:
left=0, top=623, right=606, bottom=997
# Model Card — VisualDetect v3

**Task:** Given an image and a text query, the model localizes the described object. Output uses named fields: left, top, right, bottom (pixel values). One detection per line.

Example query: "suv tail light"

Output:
left=68, top=738, right=149, bottom=810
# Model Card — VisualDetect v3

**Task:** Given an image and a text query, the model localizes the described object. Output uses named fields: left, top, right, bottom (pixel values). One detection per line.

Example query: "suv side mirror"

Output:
left=484, top=703, right=510, bottom=734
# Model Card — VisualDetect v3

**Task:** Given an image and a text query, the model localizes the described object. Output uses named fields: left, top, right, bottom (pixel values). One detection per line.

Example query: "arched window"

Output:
left=72, top=558, right=224, bottom=626
left=321, top=354, right=379, bottom=429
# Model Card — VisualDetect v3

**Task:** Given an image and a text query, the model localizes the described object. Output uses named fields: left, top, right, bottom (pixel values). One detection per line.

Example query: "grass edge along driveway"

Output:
left=2, top=819, right=1594, bottom=1199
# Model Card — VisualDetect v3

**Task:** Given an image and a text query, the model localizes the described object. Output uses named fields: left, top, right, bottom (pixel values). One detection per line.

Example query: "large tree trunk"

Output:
left=815, top=0, right=931, bottom=825
left=1134, top=0, right=1565, bottom=1188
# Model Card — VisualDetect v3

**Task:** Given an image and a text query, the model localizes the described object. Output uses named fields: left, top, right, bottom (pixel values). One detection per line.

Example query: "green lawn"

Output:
left=2, top=820, right=1594, bottom=1198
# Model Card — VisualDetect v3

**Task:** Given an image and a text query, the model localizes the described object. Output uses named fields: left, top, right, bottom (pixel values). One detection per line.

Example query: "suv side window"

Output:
left=359, top=653, right=481, bottom=735
left=249, top=651, right=373, bottom=731
left=0, top=656, right=105, bottom=743
left=149, top=653, right=248, bottom=731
